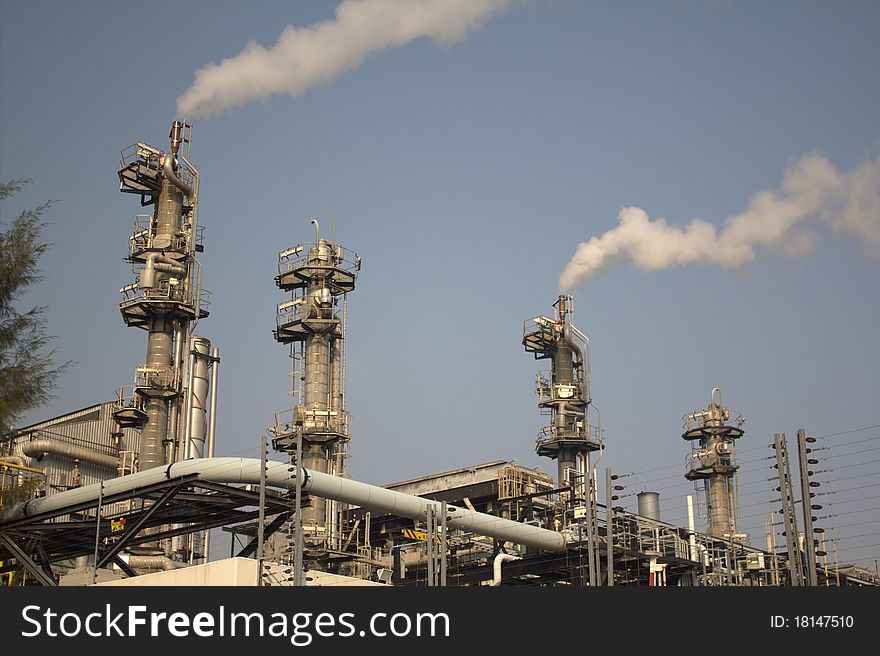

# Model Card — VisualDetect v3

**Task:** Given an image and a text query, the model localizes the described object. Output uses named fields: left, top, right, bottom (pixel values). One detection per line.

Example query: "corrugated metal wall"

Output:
left=5, top=402, right=142, bottom=495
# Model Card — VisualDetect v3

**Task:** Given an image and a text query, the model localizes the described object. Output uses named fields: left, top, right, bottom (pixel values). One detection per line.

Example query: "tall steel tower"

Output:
left=523, top=295, right=601, bottom=489
left=270, top=220, right=360, bottom=551
left=116, top=121, right=212, bottom=473
left=682, top=388, right=744, bottom=539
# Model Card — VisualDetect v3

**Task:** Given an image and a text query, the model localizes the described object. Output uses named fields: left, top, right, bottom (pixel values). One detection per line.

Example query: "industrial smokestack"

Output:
left=559, top=152, right=880, bottom=291
left=176, top=0, right=511, bottom=118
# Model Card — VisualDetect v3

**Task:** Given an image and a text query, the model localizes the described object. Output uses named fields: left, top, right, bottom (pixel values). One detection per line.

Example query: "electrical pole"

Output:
left=796, top=428, right=818, bottom=586
left=773, top=433, right=802, bottom=586
left=605, top=467, right=614, bottom=586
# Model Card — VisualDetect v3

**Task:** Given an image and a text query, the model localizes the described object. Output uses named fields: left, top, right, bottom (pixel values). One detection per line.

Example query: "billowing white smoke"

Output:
left=177, top=0, right=511, bottom=118
left=559, top=153, right=880, bottom=291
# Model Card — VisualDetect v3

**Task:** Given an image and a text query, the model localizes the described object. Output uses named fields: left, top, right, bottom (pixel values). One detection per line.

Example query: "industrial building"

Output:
left=0, top=122, right=876, bottom=588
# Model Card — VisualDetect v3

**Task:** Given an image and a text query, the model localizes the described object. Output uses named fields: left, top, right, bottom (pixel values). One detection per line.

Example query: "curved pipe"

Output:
left=162, top=155, right=193, bottom=199
left=562, top=325, right=585, bottom=388
left=140, top=253, right=187, bottom=290
left=1, top=454, right=29, bottom=468
left=492, top=553, right=522, bottom=586
left=128, top=555, right=177, bottom=572
left=21, top=439, right=118, bottom=470
left=1, top=458, right=567, bottom=552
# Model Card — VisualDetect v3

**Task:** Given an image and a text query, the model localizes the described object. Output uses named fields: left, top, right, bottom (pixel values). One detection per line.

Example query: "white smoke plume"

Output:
left=559, top=152, right=880, bottom=291
left=177, top=0, right=511, bottom=118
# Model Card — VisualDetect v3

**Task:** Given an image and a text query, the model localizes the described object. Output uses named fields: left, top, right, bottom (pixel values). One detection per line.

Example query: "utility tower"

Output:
left=116, top=121, right=214, bottom=471
left=682, top=388, right=744, bottom=540
left=523, top=295, right=600, bottom=489
left=270, top=220, right=360, bottom=556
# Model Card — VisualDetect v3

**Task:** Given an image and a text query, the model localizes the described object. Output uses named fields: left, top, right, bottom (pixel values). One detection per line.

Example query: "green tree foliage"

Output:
left=0, top=475, right=44, bottom=510
left=0, top=179, right=71, bottom=437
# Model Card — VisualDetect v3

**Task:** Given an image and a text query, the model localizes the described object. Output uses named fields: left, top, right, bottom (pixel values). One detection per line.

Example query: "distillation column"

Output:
left=682, top=388, right=744, bottom=539
left=271, top=221, right=360, bottom=550
left=116, top=121, right=212, bottom=476
left=523, top=295, right=600, bottom=488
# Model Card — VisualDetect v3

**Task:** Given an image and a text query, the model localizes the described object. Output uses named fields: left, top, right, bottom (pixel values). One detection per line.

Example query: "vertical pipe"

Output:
left=333, top=445, right=343, bottom=550
left=206, top=347, right=219, bottom=459
left=440, top=500, right=447, bottom=587
left=169, top=321, right=184, bottom=459
left=341, top=295, right=347, bottom=408
left=201, top=347, right=219, bottom=564
left=687, top=495, right=697, bottom=557
left=330, top=340, right=342, bottom=415
left=185, top=337, right=211, bottom=459
left=426, top=504, right=435, bottom=587
left=687, top=495, right=698, bottom=585
left=257, top=436, right=267, bottom=586
left=580, top=464, right=595, bottom=586
left=181, top=345, right=196, bottom=460
left=294, top=428, right=304, bottom=586
left=585, top=456, right=596, bottom=586
left=167, top=400, right=179, bottom=466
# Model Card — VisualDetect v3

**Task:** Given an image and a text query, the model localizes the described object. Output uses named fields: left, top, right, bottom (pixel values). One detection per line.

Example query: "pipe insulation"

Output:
left=21, top=438, right=118, bottom=470
left=140, top=314, right=175, bottom=472
left=1, top=458, right=567, bottom=552
left=127, top=555, right=177, bottom=572
left=139, top=254, right=187, bottom=290
left=162, top=155, right=193, bottom=199
left=0, top=454, right=29, bottom=468
left=185, top=337, right=211, bottom=459
left=492, top=553, right=522, bottom=586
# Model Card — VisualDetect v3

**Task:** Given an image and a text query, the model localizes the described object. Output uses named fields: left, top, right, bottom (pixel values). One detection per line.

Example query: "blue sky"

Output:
left=2, top=0, right=878, bottom=568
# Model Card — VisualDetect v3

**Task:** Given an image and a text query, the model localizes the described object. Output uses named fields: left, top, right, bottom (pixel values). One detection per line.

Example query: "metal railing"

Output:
left=278, top=242, right=360, bottom=277
left=535, top=420, right=602, bottom=447
left=134, top=364, right=178, bottom=392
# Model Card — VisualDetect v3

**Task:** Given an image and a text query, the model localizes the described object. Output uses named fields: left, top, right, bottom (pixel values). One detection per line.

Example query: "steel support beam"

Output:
left=0, top=534, right=56, bottom=587
left=112, top=555, right=139, bottom=578
left=96, top=481, right=188, bottom=569
left=797, top=428, right=819, bottom=586
left=236, top=512, right=292, bottom=558
left=1, top=474, right=202, bottom=529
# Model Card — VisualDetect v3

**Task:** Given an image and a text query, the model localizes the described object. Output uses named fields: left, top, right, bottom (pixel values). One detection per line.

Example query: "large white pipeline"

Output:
left=0, top=458, right=567, bottom=553
left=22, top=438, right=119, bottom=470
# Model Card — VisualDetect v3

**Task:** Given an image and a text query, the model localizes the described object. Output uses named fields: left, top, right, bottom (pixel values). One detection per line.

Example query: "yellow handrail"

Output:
left=0, top=461, right=45, bottom=475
